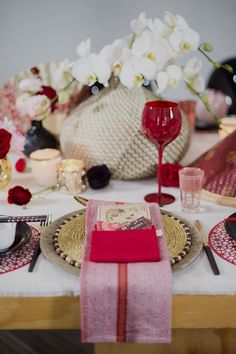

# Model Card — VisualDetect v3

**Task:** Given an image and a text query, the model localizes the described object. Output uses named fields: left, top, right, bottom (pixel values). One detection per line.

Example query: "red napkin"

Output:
left=90, top=226, right=161, bottom=263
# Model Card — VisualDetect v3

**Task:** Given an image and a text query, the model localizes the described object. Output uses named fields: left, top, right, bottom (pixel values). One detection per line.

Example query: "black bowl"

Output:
left=224, top=212, right=236, bottom=240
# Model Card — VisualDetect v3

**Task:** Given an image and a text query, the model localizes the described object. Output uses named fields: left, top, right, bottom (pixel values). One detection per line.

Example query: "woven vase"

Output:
left=60, top=80, right=191, bottom=179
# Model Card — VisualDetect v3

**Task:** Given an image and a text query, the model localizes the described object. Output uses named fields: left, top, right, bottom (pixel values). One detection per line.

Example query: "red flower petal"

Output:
left=15, top=158, right=26, bottom=173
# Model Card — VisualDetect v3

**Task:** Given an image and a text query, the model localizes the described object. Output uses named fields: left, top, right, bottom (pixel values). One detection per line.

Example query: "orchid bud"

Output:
left=200, top=42, right=213, bottom=52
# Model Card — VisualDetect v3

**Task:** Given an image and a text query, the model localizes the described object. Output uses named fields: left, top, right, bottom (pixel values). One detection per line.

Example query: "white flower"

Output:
left=25, top=95, right=51, bottom=119
left=19, top=78, right=42, bottom=93
left=76, top=38, right=91, bottom=58
left=148, top=18, right=169, bottom=39
left=72, top=54, right=111, bottom=87
left=163, top=11, right=189, bottom=31
left=183, top=57, right=205, bottom=92
left=183, top=56, right=202, bottom=78
left=189, top=75, right=205, bottom=92
left=15, top=93, right=33, bottom=115
left=53, top=59, right=73, bottom=90
left=130, top=12, right=148, bottom=35
left=156, top=65, right=182, bottom=92
left=169, top=27, right=200, bottom=53
left=132, top=31, right=172, bottom=69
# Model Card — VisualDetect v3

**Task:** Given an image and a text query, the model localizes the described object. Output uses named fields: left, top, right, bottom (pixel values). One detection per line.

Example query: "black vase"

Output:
left=24, top=120, right=59, bottom=157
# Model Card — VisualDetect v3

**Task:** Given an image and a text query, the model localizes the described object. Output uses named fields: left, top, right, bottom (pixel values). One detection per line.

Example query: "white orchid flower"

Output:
left=119, top=52, right=156, bottom=88
left=183, top=57, right=202, bottom=78
left=130, top=12, right=148, bottom=35
left=183, top=58, right=205, bottom=93
left=169, top=27, right=200, bottom=53
left=53, top=59, right=73, bottom=90
left=156, top=64, right=182, bottom=92
left=163, top=11, right=189, bottom=31
left=132, top=31, right=172, bottom=69
left=72, top=54, right=111, bottom=87
left=19, top=78, right=42, bottom=93
left=76, top=38, right=91, bottom=58
left=148, top=18, right=169, bottom=39
left=187, top=75, right=205, bottom=93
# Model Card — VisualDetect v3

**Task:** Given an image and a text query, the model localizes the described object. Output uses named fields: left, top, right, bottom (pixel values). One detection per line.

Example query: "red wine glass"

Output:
left=142, top=100, right=182, bottom=206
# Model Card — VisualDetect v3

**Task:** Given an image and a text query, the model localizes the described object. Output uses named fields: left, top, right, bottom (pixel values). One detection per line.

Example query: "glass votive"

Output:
left=179, top=167, right=205, bottom=213
left=57, top=159, right=86, bottom=194
left=30, top=148, right=61, bottom=186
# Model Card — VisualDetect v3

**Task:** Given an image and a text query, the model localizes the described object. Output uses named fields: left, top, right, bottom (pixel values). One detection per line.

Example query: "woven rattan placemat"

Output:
left=40, top=209, right=202, bottom=275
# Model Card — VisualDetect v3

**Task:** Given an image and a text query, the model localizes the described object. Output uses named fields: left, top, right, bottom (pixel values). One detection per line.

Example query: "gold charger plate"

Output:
left=40, top=209, right=202, bottom=275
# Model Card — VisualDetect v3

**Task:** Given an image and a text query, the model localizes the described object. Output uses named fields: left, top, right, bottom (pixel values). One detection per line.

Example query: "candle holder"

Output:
left=30, top=148, right=61, bottom=186
left=57, top=159, right=86, bottom=194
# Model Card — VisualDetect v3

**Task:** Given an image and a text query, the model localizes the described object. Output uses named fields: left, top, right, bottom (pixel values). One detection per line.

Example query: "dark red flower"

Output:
left=15, top=158, right=27, bottom=173
left=38, top=85, right=58, bottom=112
left=160, top=163, right=183, bottom=187
left=8, top=186, right=32, bottom=206
left=0, top=128, right=11, bottom=159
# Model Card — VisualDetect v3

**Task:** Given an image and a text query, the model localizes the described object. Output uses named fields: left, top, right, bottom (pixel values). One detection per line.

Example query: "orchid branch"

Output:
left=198, top=43, right=234, bottom=74
left=184, top=81, right=221, bottom=127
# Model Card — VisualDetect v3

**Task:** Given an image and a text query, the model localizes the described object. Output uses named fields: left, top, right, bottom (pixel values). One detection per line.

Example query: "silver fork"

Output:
left=28, top=214, right=51, bottom=272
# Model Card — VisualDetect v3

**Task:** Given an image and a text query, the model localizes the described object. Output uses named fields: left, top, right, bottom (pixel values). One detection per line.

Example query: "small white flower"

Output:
left=119, top=61, right=144, bottom=88
left=156, top=71, right=169, bottom=92
left=163, top=11, right=189, bottom=31
left=132, top=31, right=172, bottom=69
left=72, top=54, right=111, bottom=87
left=156, top=64, right=182, bottom=92
left=130, top=12, right=148, bottom=35
left=183, top=57, right=202, bottom=78
left=53, top=59, right=73, bottom=90
left=169, top=27, right=200, bottom=53
left=76, top=38, right=91, bottom=58
left=15, top=93, right=32, bottom=115
left=19, top=78, right=42, bottom=93
left=148, top=18, right=169, bottom=39
left=189, top=75, right=205, bottom=92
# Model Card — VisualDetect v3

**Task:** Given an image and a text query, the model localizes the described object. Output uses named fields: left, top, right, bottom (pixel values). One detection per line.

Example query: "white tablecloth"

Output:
left=1, top=132, right=236, bottom=297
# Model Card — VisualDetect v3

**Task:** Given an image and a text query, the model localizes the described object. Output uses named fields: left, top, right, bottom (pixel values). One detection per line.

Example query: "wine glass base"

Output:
left=144, top=193, right=175, bottom=206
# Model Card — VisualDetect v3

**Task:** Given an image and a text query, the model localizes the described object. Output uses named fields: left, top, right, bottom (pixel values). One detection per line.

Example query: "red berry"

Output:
left=15, top=158, right=26, bottom=173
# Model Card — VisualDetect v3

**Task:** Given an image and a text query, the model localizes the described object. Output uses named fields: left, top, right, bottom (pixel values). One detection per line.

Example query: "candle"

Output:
left=57, top=159, right=86, bottom=194
left=30, top=148, right=61, bottom=186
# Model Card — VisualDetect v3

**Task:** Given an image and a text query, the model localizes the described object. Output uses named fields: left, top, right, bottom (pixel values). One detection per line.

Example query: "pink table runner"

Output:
left=80, top=200, right=172, bottom=343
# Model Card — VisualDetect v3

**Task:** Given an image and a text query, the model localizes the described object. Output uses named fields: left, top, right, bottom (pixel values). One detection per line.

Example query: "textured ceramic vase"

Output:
left=24, top=120, right=59, bottom=157
left=0, top=156, right=12, bottom=190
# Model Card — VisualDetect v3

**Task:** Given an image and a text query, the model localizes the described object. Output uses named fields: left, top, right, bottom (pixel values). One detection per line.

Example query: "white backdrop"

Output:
left=0, top=0, right=236, bottom=98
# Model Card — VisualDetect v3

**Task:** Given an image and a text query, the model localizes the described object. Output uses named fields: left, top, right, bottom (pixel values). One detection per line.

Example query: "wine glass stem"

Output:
left=157, top=144, right=164, bottom=205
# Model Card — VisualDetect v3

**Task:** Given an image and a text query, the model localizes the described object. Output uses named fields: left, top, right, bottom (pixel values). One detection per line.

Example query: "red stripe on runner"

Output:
left=116, top=263, right=128, bottom=342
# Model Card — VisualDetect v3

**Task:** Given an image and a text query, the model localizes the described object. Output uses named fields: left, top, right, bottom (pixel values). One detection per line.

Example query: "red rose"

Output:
left=15, top=158, right=27, bottom=173
left=0, top=128, right=11, bottom=159
left=31, top=66, right=40, bottom=76
left=160, top=163, right=183, bottom=187
left=8, top=186, right=32, bottom=206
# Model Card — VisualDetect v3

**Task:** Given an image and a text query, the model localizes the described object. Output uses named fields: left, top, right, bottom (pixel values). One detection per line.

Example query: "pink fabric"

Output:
left=90, top=227, right=161, bottom=263
left=80, top=200, right=172, bottom=343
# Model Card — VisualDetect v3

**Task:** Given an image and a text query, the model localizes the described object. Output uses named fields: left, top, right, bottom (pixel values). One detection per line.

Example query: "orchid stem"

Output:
left=184, top=81, right=221, bottom=127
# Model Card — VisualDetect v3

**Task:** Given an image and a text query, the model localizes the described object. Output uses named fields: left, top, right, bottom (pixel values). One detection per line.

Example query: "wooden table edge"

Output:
left=1, top=294, right=236, bottom=330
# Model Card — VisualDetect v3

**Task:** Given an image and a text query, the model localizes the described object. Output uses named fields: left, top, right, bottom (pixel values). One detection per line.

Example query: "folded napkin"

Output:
left=90, top=227, right=161, bottom=263
left=81, top=200, right=172, bottom=343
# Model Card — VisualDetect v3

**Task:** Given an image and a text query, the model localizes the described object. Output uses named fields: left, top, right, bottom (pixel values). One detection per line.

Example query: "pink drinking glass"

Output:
left=142, top=100, right=182, bottom=206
